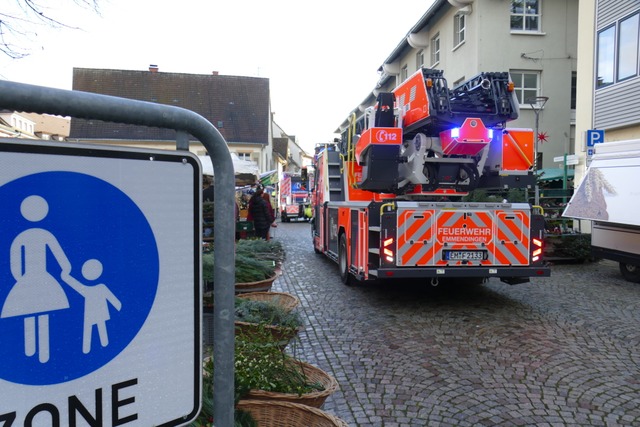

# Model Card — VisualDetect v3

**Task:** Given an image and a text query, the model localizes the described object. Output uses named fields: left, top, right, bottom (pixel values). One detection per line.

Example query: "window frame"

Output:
left=510, top=0, right=541, bottom=33
left=596, top=12, right=640, bottom=90
left=596, top=24, right=615, bottom=88
left=416, top=49, right=425, bottom=69
left=454, top=13, right=466, bottom=47
left=510, top=70, right=541, bottom=106
left=236, top=152, right=252, bottom=161
left=617, top=13, right=639, bottom=83
left=570, top=71, right=577, bottom=110
left=430, top=33, right=440, bottom=67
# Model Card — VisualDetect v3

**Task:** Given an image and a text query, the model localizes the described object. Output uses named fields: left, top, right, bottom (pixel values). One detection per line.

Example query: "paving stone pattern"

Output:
left=269, top=221, right=640, bottom=427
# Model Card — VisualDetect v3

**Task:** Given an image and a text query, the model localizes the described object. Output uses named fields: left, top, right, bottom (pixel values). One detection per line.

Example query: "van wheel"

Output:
left=619, top=262, right=640, bottom=283
left=339, top=234, right=354, bottom=286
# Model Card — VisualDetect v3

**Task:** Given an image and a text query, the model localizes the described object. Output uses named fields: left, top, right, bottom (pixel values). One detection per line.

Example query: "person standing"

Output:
left=202, top=175, right=214, bottom=203
left=261, top=191, right=277, bottom=240
left=247, top=185, right=274, bottom=240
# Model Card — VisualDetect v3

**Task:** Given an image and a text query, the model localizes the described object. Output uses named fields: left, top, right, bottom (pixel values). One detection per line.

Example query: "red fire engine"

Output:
left=311, top=68, right=550, bottom=285
left=279, top=171, right=312, bottom=222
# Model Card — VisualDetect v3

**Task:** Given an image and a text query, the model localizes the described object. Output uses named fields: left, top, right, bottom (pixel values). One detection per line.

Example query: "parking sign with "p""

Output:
left=586, top=129, right=605, bottom=147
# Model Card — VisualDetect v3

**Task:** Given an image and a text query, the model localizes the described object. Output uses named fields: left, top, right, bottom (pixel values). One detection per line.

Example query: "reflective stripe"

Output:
left=493, top=210, right=529, bottom=265
left=397, top=207, right=532, bottom=267
left=397, top=209, right=435, bottom=266
left=280, top=177, right=291, bottom=196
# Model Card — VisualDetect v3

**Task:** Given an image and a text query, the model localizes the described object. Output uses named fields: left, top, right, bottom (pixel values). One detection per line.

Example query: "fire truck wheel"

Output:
left=339, top=234, right=354, bottom=286
left=619, top=262, right=640, bottom=283
left=312, top=227, right=322, bottom=254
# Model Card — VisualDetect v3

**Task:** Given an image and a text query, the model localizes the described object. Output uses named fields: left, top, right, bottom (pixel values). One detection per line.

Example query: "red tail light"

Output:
left=383, top=237, right=394, bottom=263
left=532, top=238, right=543, bottom=262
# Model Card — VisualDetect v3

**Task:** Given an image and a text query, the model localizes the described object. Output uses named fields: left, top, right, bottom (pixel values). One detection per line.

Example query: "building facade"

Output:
left=69, top=66, right=277, bottom=175
left=0, top=111, right=69, bottom=140
left=337, top=0, right=579, bottom=171
left=575, top=0, right=640, bottom=159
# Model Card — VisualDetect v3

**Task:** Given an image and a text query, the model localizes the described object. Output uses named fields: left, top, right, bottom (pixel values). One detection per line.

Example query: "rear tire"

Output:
left=339, top=234, right=354, bottom=286
left=312, top=226, right=322, bottom=254
left=619, top=262, right=640, bottom=283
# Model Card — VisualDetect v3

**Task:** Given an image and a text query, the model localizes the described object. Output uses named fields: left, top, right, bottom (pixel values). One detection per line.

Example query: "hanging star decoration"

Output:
left=537, top=131, right=549, bottom=144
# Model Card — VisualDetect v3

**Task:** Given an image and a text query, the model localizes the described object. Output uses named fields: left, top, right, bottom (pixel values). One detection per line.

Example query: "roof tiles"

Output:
left=70, top=68, right=269, bottom=144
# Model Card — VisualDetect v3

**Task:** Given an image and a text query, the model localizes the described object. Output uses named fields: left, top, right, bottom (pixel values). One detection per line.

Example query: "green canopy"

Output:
left=537, top=168, right=574, bottom=182
left=260, top=170, right=278, bottom=186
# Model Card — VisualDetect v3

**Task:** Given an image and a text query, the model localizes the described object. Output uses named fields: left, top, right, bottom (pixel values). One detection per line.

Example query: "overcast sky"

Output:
left=0, top=0, right=434, bottom=153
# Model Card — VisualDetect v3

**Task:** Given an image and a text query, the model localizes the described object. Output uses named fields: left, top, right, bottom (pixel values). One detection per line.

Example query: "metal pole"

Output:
left=526, top=96, right=549, bottom=206
left=0, top=81, right=237, bottom=426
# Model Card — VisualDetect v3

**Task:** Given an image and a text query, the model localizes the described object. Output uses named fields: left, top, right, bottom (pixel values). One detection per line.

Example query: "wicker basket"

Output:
left=235, top=272, right=279, bottom=294
left=245, top=360, right=339, bottom=408
left=236, top=291, right=300, bottom=312
left=235, top=321, right=301, bottom=348
left=236, top=400, right=349, bottom=427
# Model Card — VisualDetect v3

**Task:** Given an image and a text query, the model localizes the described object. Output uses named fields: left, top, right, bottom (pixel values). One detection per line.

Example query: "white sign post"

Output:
left=0, top=140, right=201, bottom=426
left=553, top=154, right=579, bottom=165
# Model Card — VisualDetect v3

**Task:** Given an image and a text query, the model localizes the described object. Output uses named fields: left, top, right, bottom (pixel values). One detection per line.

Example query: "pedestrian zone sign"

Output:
left=0, top=140, right=201, bottom=426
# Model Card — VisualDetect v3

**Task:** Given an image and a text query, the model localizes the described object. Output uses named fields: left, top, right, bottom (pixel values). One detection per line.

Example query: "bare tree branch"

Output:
left=0, top=0, right=101, bottom=59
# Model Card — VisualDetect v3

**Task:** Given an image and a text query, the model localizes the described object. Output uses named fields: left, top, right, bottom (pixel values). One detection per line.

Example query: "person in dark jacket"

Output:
left=247, top=185, right=274, bottom=240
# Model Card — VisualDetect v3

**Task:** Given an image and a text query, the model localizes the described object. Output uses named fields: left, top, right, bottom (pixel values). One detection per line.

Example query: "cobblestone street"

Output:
left=269, top=221, right=640, bottom=426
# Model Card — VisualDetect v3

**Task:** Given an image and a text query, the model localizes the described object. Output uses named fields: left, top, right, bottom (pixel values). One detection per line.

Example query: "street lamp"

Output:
left=526, top=95, right=549, bottom=205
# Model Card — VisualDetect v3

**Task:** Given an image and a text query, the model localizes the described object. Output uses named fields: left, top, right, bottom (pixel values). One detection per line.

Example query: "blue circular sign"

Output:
left=0, top=172, right=159, bottom=385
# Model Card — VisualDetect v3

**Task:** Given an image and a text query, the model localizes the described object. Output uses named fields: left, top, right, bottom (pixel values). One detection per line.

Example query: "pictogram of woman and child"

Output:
left=0, top=195, right=122, bottom=363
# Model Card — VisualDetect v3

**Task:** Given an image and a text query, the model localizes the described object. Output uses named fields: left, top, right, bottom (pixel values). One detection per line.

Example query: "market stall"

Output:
left=199, top=154, right=260, bottom=241
left=199, top=153, right=259, bottom=186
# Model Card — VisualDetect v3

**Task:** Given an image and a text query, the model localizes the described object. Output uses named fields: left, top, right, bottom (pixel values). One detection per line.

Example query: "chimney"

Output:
left=149, top=64, right=159, bottom=73
left=212, top=71, right=219, bottom=76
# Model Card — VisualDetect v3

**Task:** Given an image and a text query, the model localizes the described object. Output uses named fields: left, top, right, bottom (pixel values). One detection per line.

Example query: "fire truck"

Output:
left=311, top=68, right=550, bottom=285
left=279, top=170, right=312, bottom=222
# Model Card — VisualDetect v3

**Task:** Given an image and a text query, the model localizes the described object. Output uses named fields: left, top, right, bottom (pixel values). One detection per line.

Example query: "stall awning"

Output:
left=537, top=168, right=574, bottom=182
left=260, top=170, right=278, bottom=186
left=198, top=153, right=259, bottom=186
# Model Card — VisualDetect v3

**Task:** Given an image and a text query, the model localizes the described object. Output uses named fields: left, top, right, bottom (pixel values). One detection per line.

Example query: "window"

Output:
left=430, top=33, right=440, bottom=66
left=237, top=152, right=251, bottom=161
left=597, top=13, right=640, bottom=89
left=571, top=72, right=577, bottom=110
left=416, top=49, right=425, bottom=69
left=454, top=14, right=466, bottom=46
left=510, top=70, right=540, bottom=105
left=596, top=25, right=615, bottom=88
left=510, top=0, right=541, bottom=32
left=617, top=14, right=639, bottom=82
left=401, top=65, right=408, bottom=82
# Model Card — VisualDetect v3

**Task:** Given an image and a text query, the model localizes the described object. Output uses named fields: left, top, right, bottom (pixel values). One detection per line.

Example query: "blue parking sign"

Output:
left=586, top=129, right=604, bottom=147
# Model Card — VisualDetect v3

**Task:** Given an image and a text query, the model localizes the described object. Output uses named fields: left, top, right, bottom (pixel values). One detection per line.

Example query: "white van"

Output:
left=563, top=140, right=640, bottom=282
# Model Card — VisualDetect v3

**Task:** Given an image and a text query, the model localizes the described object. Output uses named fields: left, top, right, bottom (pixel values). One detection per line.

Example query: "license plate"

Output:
left=443, top=250, right=487, bottom=261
